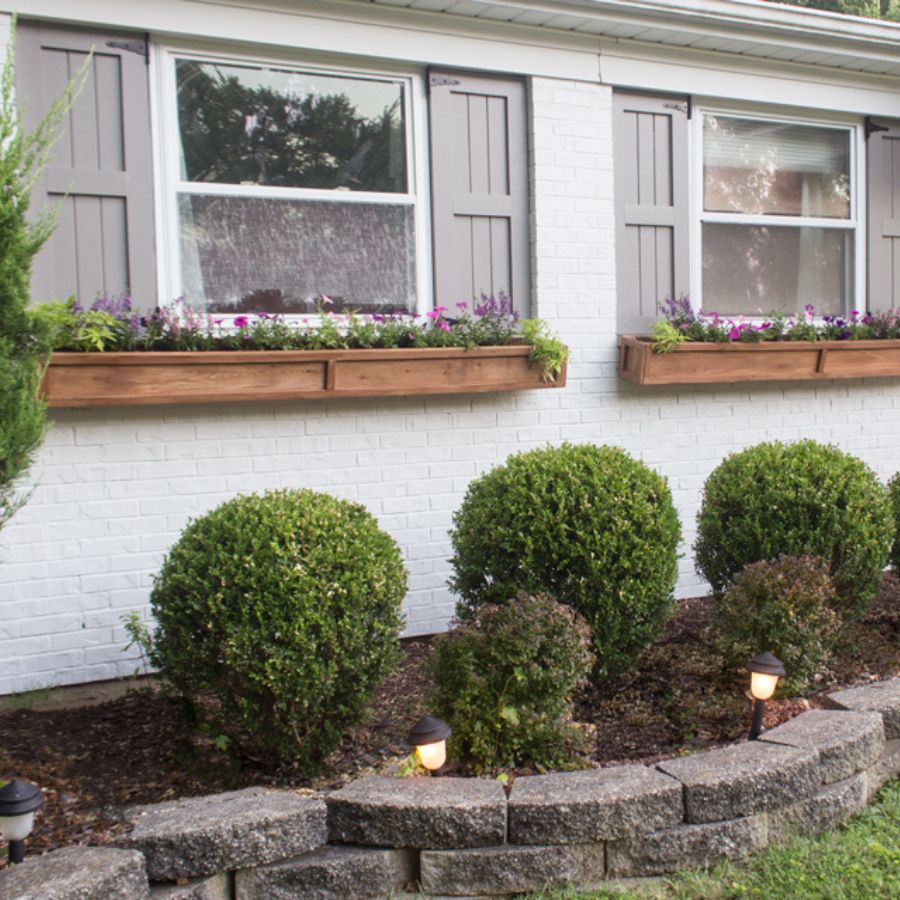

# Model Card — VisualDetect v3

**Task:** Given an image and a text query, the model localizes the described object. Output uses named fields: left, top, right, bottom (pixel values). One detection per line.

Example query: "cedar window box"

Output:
left=43, top=345, right=566, bottom=408
left=618, top=334, right=900, bottom=385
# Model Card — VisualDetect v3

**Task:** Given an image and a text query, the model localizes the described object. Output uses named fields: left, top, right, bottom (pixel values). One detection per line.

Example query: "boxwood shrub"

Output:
left=717, top=556, right=842, bottom=695
left=449, top=443, right=681, bottom=679
left=695, top=440, right=893, bottom=617
left=889, top=473, right=900, bottom=572
left=150, top=489, right=406, bottom=772
left=430, top=593, right=593, bottom=772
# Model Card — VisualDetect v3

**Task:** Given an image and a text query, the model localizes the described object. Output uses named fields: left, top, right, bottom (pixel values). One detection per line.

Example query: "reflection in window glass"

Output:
left=176, top=60, right=407, bottom=192
left=702, top=223, right=852, bottom=316
left=703, top=116, right=850, bottom=219
left=179, top=195, right=416, bottom=314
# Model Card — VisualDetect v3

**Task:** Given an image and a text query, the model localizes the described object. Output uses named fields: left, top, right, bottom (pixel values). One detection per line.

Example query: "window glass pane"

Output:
left=702, top=223, right=852, bottom=316
left=179, top=195, right=416, bottom=314
left=703, top=116, right=850, bottom=219
left=176, top=59, right=407, bottom=192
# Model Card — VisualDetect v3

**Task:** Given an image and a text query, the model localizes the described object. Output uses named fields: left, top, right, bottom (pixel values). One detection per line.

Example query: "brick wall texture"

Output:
left=1, top=79, right=899, bottom=694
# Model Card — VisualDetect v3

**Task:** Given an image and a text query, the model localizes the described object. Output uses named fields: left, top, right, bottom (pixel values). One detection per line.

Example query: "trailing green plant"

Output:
left=695, top=440, right=893, bottom=617
left=0, top=23, right=86, bottom=531
left=521, top=317, right=569, bottom=382
left=449, top=443, right=681, bottom=679
left=149, top=488, right=407, bottom=772
left=889, top=472, right=900, bottom=573
left=717, top=555, right=843, bottom=695
left=430, top=593, right=594, bottom=772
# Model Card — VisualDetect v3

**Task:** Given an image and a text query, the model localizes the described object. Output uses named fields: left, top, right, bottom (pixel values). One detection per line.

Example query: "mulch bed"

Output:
left=1, top=574, right=898, bottom=864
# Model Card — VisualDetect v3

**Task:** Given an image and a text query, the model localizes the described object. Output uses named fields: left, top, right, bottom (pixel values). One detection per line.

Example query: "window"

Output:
left=161, top=52, right=425, bottom=315
left=696, top=113, right=858, bottom=317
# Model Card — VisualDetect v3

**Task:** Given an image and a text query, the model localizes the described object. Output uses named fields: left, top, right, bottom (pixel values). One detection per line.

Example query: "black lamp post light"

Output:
left=0, top=778, right=44, bottom=865
left=746, top=652, right=785, bottom=740
left=406, top=715, right=452, bottom=776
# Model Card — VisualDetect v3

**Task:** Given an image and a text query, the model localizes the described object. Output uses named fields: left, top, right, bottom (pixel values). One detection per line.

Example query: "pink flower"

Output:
left=233, top=316, right=250, bottom=329
left=456, top=302, right=469, bottom=310
left=436, top=319, right=451, bottom=332
left=320, top=294, right=333, bottom=306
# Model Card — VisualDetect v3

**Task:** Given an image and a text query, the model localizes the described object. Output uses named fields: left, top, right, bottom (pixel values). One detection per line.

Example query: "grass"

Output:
left=524, top=779, right=900, bottom=900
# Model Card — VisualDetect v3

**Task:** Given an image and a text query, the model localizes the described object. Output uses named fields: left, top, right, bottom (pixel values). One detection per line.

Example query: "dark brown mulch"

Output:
left=1, top=576, right=897, bottom=863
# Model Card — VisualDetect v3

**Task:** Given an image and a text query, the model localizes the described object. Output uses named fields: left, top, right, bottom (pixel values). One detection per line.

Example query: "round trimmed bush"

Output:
left=717, top=556, right=842, bottom=695
left=431, top=593, right=593, bottom=772
left=449, top=443, right=681, bottom=679
left=150, top=488, right=406, bottom=772
left=694, top=440, right=893, bottom=617
left=889, top=473, right=900, bottom=572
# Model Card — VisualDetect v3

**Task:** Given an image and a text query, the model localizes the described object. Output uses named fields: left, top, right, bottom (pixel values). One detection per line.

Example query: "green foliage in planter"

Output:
left=150, top=488, right=406, bottom=771
left=889, top=472, right=900, bottom=573
left=695, top=440, right=893, bottom=617
left=0, top=25, right=85, bottom=531
left=430, top=593, right=593, bottom=772
left=717, top=556, right=843, bottom=695
left=449, top=443, right=681, bottom=679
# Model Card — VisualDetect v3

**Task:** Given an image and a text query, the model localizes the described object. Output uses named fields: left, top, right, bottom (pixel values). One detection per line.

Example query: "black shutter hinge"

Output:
left=865, top=116, right=890, bottom=140
left=428, top=73, right=461, bottom=90
left=106, top=34, right=150, bottom=65
left=663, top=96, right=692, bottom=119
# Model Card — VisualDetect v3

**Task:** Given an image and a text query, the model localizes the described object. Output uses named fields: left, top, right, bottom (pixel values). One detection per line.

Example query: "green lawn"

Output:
left=526, top=779, right=899, bottom=900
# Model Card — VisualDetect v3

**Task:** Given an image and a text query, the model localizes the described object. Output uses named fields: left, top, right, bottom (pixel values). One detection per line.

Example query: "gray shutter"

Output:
left=428, top=70, right=530, bottom=316
left=614, top=91, right=690, bottom=334
left=867, top=118, right=900, bottom=313
left=17, top=22, right=157, bottom=309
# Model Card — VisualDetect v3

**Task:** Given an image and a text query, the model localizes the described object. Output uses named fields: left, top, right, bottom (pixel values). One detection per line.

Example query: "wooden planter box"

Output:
left=43, top=345, right=566, bottom=408
left=618, top=335, right=900, bottom=385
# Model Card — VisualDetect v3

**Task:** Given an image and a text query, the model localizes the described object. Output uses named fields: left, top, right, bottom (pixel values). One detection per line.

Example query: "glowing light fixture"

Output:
left=0, top=778, right=44, bottom=865
left=746, top=652, right=786, bottom=740
left=407, top=715, right=452, bottom=775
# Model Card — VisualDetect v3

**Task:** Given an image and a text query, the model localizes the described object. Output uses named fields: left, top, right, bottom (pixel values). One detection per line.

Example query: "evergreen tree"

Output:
left=0, top=26, right=84, bottom=531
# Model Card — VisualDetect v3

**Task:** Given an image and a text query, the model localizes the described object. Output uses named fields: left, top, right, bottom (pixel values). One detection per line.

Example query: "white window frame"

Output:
left=689, top=105, right=865, bottom=317
left=151, top=42, right=432, bottom=316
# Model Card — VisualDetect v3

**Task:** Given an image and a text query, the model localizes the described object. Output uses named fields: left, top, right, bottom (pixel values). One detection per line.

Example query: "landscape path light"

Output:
left=746, top=652, right=786, bottom=740
left=407, top=715, right=451, bottom=775
left=0, top=778, right=44, bottom=865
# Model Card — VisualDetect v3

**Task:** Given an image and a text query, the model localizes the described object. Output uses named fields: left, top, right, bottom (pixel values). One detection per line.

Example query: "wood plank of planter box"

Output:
left=618, top=335, right=900, bottom=386
left=44, top=346, right=566, bottom=407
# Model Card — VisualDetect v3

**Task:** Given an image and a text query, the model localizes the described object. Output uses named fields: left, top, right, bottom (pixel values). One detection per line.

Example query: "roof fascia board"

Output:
left=600, top=36, right=900, bottom=117
left=365, top=0, right=900, bottom=71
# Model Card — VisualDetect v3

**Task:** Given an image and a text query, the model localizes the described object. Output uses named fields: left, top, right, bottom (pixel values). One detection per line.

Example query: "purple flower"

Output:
left=233, top=316, right=250, bottom=329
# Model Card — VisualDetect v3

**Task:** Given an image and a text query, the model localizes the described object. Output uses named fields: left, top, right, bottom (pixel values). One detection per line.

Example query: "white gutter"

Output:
left=365, top=0, right=900, bottom=72
left=471, top=0, right=900, bottom=47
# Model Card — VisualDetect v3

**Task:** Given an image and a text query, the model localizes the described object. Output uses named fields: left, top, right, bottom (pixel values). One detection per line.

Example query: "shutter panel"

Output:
left=17, top=22, right=157, bottom=309
left=614, top=92, right=690, bottom=334
left=867, top=118, right=900, bottom=313
left=428, top=70, right=530, bottom=316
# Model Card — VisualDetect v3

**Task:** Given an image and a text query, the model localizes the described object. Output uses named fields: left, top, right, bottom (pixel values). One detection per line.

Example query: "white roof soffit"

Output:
left=366, top=0, right=900, bottom=76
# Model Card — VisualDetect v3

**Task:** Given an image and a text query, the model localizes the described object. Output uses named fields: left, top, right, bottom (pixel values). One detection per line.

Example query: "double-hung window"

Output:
left=696, top=112, right=858, bottom=317
left=160, top=52, right=425, bottom=315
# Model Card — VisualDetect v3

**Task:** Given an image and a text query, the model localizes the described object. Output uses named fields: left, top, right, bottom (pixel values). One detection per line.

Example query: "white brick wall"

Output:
left=2, top=77, right=900, bottom=694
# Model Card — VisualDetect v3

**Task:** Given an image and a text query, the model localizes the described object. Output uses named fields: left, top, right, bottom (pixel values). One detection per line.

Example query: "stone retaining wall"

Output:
left=2, top=679, right=899, bottom=899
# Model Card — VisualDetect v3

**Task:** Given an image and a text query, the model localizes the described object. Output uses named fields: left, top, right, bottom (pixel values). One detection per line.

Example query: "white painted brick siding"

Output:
left=2, top=77, right=900, bottom=693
